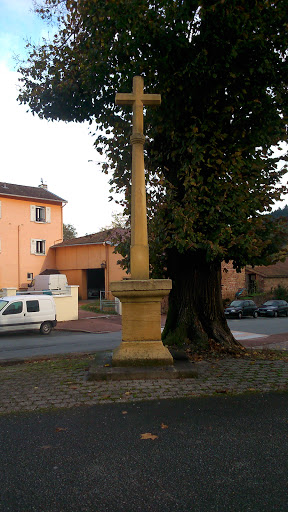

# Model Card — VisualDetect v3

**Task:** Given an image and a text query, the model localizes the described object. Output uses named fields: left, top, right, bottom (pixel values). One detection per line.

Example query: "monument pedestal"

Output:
left=110, top=279, right=173, bottom=366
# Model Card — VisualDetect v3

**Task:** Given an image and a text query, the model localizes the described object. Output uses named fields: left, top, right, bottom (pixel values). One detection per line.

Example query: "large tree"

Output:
left=18, top=0, right=288, bottom=353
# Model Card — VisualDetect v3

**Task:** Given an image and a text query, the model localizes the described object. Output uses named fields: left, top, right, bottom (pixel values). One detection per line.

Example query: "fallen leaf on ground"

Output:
left=140, top=433, right=158, bottom=440
left=161, top=423, right=168, bottom=429
left=122, top=411, right=128, bottom=415
left=55, top=427, right=68, bottom=432
left=40, top=445, right=52, bottom=450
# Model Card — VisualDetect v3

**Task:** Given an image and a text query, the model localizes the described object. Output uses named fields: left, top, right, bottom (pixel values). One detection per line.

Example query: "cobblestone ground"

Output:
left=0, top=357, right=288, bottom=414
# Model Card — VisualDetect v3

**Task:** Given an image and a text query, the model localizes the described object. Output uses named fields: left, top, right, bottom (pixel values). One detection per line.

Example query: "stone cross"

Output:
left=116, top=76, right=161, bottom=280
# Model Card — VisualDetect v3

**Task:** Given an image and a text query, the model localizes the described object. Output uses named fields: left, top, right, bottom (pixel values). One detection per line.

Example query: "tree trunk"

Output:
left=162, top=250, right=243, bottom=354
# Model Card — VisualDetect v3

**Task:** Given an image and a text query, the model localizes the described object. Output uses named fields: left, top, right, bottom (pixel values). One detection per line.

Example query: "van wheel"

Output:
left=40, top=321, right=52, bottom=335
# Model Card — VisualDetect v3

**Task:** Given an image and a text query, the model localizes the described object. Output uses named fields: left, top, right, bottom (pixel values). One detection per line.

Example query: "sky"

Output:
left=0, top=0, right=123, bottom=237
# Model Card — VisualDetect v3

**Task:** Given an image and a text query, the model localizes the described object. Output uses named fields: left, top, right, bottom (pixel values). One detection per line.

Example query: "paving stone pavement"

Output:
left=0, top=357, right=287, bottom=415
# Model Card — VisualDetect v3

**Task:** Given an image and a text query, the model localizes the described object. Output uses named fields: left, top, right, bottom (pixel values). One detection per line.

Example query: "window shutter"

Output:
left=46, top=207, right=51, bottom=223
left=30, top=205, right=36, bottom=221
left=30, top=239, right=36, bottom=254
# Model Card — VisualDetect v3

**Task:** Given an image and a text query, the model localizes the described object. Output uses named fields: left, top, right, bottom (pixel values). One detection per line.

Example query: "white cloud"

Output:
left=0, top=62, right=123, bottom=236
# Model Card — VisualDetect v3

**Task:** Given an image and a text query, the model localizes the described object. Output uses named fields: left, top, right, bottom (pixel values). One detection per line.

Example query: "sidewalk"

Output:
left=0, top=310, right=287, bottom=415
left=55, top=309, right=123, bottom=333
left=0, top=354, right=288, bottom=415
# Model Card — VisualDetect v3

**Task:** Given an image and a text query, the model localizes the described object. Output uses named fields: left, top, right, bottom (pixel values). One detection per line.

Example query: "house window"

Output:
left=30, top=205, right=51, bottom=223
left=36, top=240, right=45, bottom=254
left=27, top=273, right=33, bottom=280
left=31, top=239, right=46, bottom=255
left=36, top=206, right=46, bottom=222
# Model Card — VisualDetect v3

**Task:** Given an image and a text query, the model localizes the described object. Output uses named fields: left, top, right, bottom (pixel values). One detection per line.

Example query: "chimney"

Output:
left=39, top=178, right=48, bottom=189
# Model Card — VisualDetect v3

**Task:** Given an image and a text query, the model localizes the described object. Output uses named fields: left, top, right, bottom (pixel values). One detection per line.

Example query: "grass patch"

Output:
left=80, top=301, right=117, bottom=315
left=186, top=348, right=288, bottom=362
left=0, top=355, right=96, bottom=373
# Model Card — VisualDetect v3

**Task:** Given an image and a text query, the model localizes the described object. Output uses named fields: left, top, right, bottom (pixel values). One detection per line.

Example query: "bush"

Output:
left=272, top=285, right=288, bottom=302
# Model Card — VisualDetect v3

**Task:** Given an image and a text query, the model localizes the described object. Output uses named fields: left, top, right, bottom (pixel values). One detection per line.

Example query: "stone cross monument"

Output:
left=116, top=76, right=161, bottom=280
left=110, top=76, right=173, bottom=366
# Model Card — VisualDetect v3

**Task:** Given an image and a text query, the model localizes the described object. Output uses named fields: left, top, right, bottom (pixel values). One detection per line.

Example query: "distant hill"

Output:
left=271, top=205, right=288, bottom=219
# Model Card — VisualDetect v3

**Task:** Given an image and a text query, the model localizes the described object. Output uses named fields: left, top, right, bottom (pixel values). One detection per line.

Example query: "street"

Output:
left=1, top=393, right=288, bottom=511
left=0, top=330, right=121, bottom=361
left=228, top=316, right=288, bottom=335
left=0, top=316, right=287, bottom=361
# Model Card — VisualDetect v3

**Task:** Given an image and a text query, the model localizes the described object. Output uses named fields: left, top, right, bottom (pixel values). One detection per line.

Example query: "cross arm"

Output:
left=115, top=93, right=135, bottom=105
left=142, top=94, right=161, bottom=106
left=115, top=92, right=161, bottom=106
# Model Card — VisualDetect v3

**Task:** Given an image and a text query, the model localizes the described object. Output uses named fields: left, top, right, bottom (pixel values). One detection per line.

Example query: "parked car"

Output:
left=224, top=300, right=258, bottom=319
left=257, top=300, right=288, bottom=317
left=0, top=295, right=57, bottom=334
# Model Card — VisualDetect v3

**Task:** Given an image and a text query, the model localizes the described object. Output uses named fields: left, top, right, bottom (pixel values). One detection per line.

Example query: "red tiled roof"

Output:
left=53, top=228, right=128, bottom=248
left=0, top=182, right=66, bottom=203
left=246, top=259, right=288, bottom=278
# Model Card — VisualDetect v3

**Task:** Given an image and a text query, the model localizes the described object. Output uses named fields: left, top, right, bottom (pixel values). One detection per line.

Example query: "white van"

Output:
left=31, top=274, right=68, bottom=292
left=0, top=295, right=57, bottom=335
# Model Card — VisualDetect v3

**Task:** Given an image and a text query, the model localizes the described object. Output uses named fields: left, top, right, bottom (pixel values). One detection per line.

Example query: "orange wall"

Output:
left=55, top=244, right=128, bottom=299
left=0, top=195, right=62, bottom=288
left=63, top=270, right=86, bottom=300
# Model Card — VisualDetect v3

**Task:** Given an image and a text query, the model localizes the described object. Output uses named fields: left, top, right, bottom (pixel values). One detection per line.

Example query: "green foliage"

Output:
left=17, top=0, right=288, bottom=274
left=63, top=223, right=77, bottom=240
left=80, top=301, right=117, bottom=314
left=80, top=302, right=102, bottom=313
left=16, top=1, right=288, bottom=350
left=272, top=285, right=288, bottom=302
left=271, top=205, right=288, bottom=219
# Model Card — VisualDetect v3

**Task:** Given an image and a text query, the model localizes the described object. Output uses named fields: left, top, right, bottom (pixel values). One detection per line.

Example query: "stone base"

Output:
left=110, top=279, right=173, bottom=367
left=112, top=341, right=173, bottom=367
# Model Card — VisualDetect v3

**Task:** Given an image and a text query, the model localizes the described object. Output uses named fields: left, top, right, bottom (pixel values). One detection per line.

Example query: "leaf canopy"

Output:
left=18, top=0, right=288, bottom=271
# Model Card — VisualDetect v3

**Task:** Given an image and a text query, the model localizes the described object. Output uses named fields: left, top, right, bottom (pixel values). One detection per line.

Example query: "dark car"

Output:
left=224, top=300, right=258, bottom=319
left=257, top=300, right=288, bottom=317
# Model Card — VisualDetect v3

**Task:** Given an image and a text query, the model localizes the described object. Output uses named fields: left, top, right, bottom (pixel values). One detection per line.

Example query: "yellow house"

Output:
left=0, top=181, right=66, bottom=289
left=51, top=229, right=128, bottom=300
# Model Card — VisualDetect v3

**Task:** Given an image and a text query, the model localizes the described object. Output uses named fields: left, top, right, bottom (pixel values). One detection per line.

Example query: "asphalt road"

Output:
left=1, top=393, right=288, bottom=511
left=0, top=317, right=287, bottom=361
left=227, top=316, right=288, bottom=335
left=0, top=330, right=121, bottom=360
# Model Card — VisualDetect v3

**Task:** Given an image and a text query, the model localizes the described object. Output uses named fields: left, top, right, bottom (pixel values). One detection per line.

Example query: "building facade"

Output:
left=246, top=260, right=288, bottom=294
left=0, top=182, right=66, bottom=289
left=52, top=230, right=128, bottom=300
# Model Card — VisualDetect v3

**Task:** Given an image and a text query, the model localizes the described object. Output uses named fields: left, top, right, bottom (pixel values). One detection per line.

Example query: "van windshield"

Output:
left=0, top=300, right=8, bottom=311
